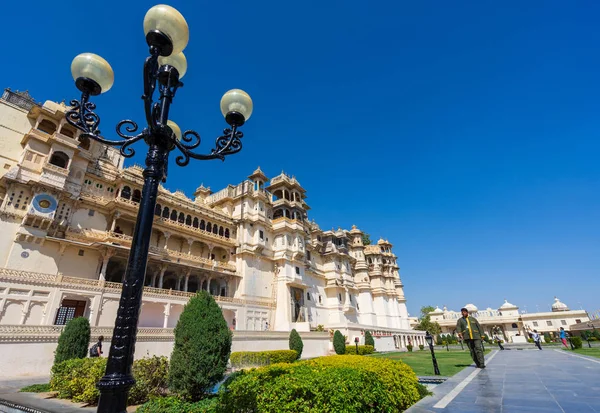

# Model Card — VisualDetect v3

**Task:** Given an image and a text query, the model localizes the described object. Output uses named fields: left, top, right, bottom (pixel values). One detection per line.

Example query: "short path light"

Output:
left=425, top=331, right=440, bottom=376
left=354, top=337, right=359, bottom=354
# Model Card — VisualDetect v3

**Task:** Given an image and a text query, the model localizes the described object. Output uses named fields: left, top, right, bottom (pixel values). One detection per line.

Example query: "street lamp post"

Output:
left=583, top=332, right=592, bottom=348
left=65, top=5, right=253, bottom=413
left=355, top=337, right=360, bottom=354
left=425, top=331, right=441, bottom=376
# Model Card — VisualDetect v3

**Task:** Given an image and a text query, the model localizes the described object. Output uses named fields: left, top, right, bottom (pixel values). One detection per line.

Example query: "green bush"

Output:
left=137, top=396, right=217, bottom=413
left=544, top=333, right=552, bottom=343
left=527, top=338, right=534, bottom=343
left=315, top=324, right=325, bottom=332
left=129, top=356, right=169, bottom=405
left=345, top=345, right=375, bottom=355
left=50, top=355, right=169, bottom=406
left=229, top=350, right=297, bottom=368
left=333, top=330, right=346, bottom=355
left=571, top=336, right=583, bottom=349
left=50, top=357, right=106, bottom=404
left=365, top=330, right=375, bottom=348
left=419, top=344, right=424, bottom=350
left=289, top=329, right=303, bottom=360
left=593, top=330, right=600, bottom=340
left=54, top=317, right=91, bottom=365
left=20, top=383, right=51, bottom=393
left=169, top=291, right=232, bottom=402
left=217, top=355, right=423, bottom=412
left=407, top=344, right=413, bottom=352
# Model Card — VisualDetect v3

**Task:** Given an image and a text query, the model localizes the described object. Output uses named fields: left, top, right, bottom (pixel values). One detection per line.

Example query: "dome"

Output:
left=552, top=297, right=569, bottom=312
left=499, top=299, right=518, bottom=310
left=464, top=303, right=478, bottom=313
left=430, top=306, right=444, bottom=315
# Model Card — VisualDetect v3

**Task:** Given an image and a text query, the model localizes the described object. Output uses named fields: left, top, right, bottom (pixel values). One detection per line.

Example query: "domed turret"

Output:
left=430, top=306, right=444, bottom=315
left=551, top=297, right=569, bottom=312
left=464, top=303, right=478, bottom=313
left=499, top=299, right=518, bottom=311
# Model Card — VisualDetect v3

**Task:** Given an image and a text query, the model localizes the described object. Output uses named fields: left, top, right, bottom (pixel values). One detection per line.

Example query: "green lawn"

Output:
left=371, top=349, right=491, bottom=377
left=567, top=348, right=600, bottom=359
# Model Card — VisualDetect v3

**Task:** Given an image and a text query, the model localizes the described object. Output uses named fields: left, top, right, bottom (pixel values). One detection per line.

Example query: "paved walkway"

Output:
left=408, top=349, right=600, bottom=413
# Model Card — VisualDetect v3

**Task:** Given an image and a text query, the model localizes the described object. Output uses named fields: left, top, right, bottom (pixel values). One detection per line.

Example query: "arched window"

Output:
left=170, top=210, right=177, bottom=221
left=206, top=222, right=212, bottom=232
left=193, top=217, right=199, bottom=228
left=224, top=228, right=230, bottom=238
left=511, top=323, right=518, bottom=328
left=200, top=220, right=205, bottom=230
left=219, top=226, right=224, bottom=236
left=37, top=119, right=57, bottom=134
left=162, top=207, right=169, bottom=218
left=178, top=212, right=185, bottom=223
left=48, top=151, right=69, bottom=169
left=273, top=209, right=283, bottom=219
left=186, top=215, right=192, bottom=226
left=213, top=225, right=218, bottom=234
left=121, top=186, right=131, bottom=199
left=132, top=189, right=141, bottom=203
left=155, top=204, right=162, bottom=216
left=285, top=209, right=291, bottom=219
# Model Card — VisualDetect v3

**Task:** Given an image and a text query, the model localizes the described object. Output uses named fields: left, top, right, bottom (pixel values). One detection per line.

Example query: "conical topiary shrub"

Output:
left=365, top=330, right=375, bottom=348
left=54, top=317, right=91, bottom=365
left=289, top=329, right=303, bottom=360
left=333, top=330, right=346, bottom=355
left=168, top=291, right=232, bottom=401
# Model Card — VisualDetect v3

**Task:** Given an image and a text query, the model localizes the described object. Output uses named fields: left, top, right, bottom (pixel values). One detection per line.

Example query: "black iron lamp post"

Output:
left=425, top=331, right=441, bottom=376
left=355, top=337, right=360, bottom=354
left=64, top=5, right=253, bottom=413
left=583, top=332, right=592, bottom=348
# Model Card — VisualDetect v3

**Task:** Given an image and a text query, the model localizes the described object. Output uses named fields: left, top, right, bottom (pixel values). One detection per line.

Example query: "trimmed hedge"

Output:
left=54, top=317, right=90, bottom=365
left=169, top=291, right=232, bottom=401
left=407, top=344, right=414, bottom=352
left=289, top=329, right=303, bottom=360
left=365, top=331, right=375, bottom=347
left=217, top=355, right=423, bottom=412
left=50, top=356, right=169, bottom=405
left=333, top=330, right=346, bottom=355
left=230, top=350, right=298, bottom=368
left=419, top=344, right=424, bottom=350
left=137, top=396, right=217, bottom=413
left=345, top=345, right=375, bottom=355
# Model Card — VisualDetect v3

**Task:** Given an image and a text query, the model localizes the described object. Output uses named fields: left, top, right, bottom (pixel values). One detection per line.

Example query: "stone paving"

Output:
left=408, top=349, right=600, bottom=413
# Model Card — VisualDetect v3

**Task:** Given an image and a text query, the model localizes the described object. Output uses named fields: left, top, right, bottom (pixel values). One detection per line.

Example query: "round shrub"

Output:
left=365, top=330, right=375, bottom=348
left=169, top=291, right=232, bottom=401
left=571, top=336, right=583, bottom=349
left=54, top=317, right=91, bottom=365
left=129, top=356, right=169, bottom=405
left=217, top=355, right=422, bottom=412
left=407, top=344, right=413, bottom=352
left=230, top=350, right=297, bottom=369
left=419, top=344, right=424, bottom=350
left=333, top=330, right=346, bottom=355
left=289, top=329, right=303, bottom=360
left=50, top=357, right=106, bottom=404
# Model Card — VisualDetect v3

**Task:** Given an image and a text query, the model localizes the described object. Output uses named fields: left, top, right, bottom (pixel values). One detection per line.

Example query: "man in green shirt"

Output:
left=456, top=307, right=485, bottom=368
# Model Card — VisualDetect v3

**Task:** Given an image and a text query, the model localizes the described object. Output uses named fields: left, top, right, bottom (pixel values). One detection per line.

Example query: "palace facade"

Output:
left=0, top=89, right=423, bottom=351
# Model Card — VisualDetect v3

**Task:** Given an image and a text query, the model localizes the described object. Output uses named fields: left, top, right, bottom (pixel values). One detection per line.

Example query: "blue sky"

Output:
left=3, top=1, right=599, bottom=317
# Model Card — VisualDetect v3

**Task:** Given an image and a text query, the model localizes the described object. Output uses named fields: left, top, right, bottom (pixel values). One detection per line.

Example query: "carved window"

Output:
left=132, top=189, right=141, bottom=203
left=37, top=119, right=57, bottom=134
left=178, top=212, right=185, bottom=223
left=186, top=215, right=192, bottom=226
left=170, top=210, right=177, bottom=221
left=200, top=220, right=205, bottom=230
left=224, top=228, right=230, bottom=238
left=206, top=222, right=212, bottom=232
left=155, top=204, right=162, bottom=216
left=162, top=207, right=169, bottom=218
left=49, top=151, right=69, bottom=169
left=121, top=186, right=131, bottom=199
left=193, top=217, right=199, bottom=228
left=219, top=226, right=224, bottom=236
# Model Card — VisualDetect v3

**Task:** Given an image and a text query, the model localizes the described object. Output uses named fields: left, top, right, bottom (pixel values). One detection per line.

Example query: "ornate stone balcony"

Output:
left=0, top=268, right=273, bottom=308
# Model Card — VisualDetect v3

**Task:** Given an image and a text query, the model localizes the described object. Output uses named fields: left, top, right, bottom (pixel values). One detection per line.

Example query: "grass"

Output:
left=20, top=383, right=51, bottom=393
left=371, top=348, right=491, bottom=377
left=566, top=348, right=600, bottom=359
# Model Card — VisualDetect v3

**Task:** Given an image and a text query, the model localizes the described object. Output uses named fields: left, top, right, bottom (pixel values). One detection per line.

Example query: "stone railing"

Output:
left=42, top=162, right=69, bottom=175
left=0, top=268, right=273, bottom=308
left=79, top=190, right=111, bottom=206
left=0, top=325, right=175, bottom=342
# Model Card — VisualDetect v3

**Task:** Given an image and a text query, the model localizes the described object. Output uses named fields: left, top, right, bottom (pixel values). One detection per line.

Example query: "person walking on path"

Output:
left=456, top=308, right=486, bottom=368
left=493, top=334, right=505, bottom=350
left=559, top=327, right=569, bottom=349
left=89, top=335, right=104, bottom=358
left=531, top=330, right=543, bottom=350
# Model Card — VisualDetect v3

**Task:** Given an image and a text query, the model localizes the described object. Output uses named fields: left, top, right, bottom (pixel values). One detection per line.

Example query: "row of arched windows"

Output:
left=154, top=204, right=231, bottom=238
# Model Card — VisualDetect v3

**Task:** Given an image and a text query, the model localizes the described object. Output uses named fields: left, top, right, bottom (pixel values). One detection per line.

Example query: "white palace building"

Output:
left=0, top=89, right=423, bottom=375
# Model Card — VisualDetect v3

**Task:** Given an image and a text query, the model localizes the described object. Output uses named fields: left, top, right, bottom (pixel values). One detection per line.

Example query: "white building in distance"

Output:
left=429, top=297, right=590, bottom=342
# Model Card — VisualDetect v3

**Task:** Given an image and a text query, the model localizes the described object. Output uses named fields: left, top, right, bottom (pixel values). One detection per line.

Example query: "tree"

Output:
left=289, top=329, right=303, bottom=360
left=364, top=330, right=375, bottom=348
left=333, top=330, right=346, bottom=355
left=168, top=291, right=232, bottom=401
left=413, top=305, right=441, bottom=336
left=361, top=233, right=371, bottom=246
left=54, top=317, right=91, bottom=365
